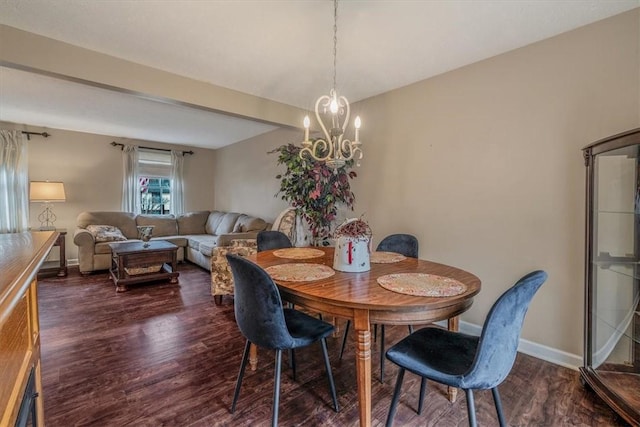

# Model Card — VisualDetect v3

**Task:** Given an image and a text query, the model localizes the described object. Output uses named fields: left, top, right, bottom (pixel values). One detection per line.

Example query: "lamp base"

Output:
left=37, top=204, right=57, bottom=231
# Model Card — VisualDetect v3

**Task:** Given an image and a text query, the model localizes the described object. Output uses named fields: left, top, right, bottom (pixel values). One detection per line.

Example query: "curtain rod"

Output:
left=110, top=141, right=194, bottom=155
left=22, top=131, right=50, bottom=140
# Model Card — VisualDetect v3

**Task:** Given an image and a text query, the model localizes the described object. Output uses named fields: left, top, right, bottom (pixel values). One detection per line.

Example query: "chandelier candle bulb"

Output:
left=330, top=96, right=339, bottom=114
left=354, top=116, right=361, bottom=142
left=303, top=116, right=310, bottom=142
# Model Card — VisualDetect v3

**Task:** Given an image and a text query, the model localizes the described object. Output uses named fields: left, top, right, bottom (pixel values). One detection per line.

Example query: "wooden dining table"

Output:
left=247, top=247, right=481, bottom=427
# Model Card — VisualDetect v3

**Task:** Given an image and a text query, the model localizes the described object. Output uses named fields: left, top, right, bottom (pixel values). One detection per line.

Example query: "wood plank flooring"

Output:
left=37, top=263, right=628, bottom=426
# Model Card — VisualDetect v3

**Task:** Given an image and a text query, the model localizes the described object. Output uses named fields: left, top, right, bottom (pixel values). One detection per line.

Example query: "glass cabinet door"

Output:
left=582, top=130, right=640, bottom=425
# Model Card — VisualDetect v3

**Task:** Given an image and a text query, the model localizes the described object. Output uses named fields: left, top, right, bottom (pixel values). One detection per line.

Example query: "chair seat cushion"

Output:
left=385, top=326, right=479, bottom=388
left=283, top=308, right=334, bottom=349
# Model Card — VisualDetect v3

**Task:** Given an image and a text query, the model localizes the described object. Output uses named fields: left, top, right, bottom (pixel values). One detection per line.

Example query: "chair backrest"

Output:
left=257, top=230, right=293, bottom=252
left=462, top=270, right=547, bottom=389
left=376, top=234, right=419, bottom=258
left=226, top=254, right=296, bottom=349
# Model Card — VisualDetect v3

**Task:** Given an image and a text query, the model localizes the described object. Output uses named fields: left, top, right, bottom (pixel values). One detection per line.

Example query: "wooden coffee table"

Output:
left=109, top=240, right=179, bottom=292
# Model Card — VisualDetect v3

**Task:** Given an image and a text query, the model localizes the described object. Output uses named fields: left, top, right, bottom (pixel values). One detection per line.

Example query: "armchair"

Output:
left=211, top=239, right=257, bottom=305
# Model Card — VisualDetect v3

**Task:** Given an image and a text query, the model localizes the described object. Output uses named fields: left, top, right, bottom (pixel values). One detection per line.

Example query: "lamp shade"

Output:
left=29, top=181, right=66, bottom=202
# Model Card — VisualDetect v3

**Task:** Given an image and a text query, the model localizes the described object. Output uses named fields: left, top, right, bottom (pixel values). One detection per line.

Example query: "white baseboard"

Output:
left=67, top=258, right=79, bottom=266
left=434, top=320, right=583, bottom=370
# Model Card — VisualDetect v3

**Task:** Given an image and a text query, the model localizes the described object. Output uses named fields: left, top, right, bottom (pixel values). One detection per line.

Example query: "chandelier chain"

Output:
left=333, top=0, right=338, bottom=91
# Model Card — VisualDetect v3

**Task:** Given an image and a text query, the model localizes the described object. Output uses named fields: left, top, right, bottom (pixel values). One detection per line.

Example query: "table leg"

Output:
left=170, top=250, right=179, bottom=283
left=353, top=309, right=372, bottom=427
left=447, top=315, right=460, bottom=402
left=249, top=343, right=258, bottom=371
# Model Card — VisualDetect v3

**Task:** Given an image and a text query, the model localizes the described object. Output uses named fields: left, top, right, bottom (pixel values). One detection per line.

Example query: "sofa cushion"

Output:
left=233, top=214, right=268, bottom=233
left=77, top=211, right=138, bottom=238
left=152, top=236, right=188, bottom=247
left=86, top=225, right=128, bottom=243
left=177, top=211, right=209, bottom=235
left=136, top=215, right=177, bottom=237
left=215, top=212, right=241, bottom=235
left=187, top=236, right=202, bottom=250
left=189, top=235, right=223, bottom=257
left=205, top=211, right=226, bottom=235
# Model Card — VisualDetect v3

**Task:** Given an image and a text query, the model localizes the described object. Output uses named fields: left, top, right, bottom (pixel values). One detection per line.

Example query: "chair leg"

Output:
left=339, top=320, right=350, bottom=360
left=272, top=349, right=283, bottom=427
left=417, top=378, right=427, bottom=415
left=291, top=349, right=296, bottom=381
left=465, top=389, right=477, bottom=427
left=492, top=387, right=506, bottom=427
left=320, top=338, right=339, bottom=412
left=231, top=339, right=251, bottom=413
left=385, top=368, right=405, bottom=427
left=380, top=325, right=386, bottom=383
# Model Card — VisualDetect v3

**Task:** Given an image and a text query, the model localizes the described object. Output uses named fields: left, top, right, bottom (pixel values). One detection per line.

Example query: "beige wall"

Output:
left=213, top=127, right=299, bottom=221
left=214, top=9, right=640, bottom=358
left=0, top=121, right=217, bottom=260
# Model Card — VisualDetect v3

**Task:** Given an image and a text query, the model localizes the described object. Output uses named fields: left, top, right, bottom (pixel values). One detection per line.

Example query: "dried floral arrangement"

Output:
left=334, top=217, right=372, bottom=242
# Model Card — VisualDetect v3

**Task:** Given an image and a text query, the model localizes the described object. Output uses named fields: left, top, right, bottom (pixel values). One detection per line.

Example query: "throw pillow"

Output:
left=86, top=225, right=128, bottom=243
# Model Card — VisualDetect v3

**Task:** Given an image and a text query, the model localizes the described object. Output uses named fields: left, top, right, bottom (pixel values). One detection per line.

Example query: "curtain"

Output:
left=170, top=150, right=185, bottom=215
left=0, top=130, right=29, bottom=233
left=121, top=145, right=140, bottom=213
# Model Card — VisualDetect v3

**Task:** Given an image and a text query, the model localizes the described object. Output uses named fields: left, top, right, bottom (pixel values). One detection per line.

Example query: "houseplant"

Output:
left=269, top=143, right=357, bottom=245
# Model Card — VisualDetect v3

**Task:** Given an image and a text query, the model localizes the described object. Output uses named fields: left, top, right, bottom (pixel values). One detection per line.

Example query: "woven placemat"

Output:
left=377, top=273, right=467, bottom=297
left=370, top=251, right=407, bottom=264
left=265, top=263, right=335, bottom=282
left=273, top=247, right=325, bottom=259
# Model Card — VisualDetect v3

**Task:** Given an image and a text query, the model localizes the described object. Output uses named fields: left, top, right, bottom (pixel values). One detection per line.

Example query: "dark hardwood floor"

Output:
left=37, top=263, right=627, bottom=426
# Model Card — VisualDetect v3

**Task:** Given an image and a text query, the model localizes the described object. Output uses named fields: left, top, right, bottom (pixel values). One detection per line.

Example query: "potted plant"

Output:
left=269, top=143, right=357, bottom=245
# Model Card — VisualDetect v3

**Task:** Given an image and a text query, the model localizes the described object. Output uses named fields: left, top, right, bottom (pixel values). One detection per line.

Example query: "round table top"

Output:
left=248, top=247, right=481, bottom=317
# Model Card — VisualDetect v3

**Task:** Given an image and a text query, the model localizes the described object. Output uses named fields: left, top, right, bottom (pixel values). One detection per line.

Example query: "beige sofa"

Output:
left=73, top=210, right=269, bottom=275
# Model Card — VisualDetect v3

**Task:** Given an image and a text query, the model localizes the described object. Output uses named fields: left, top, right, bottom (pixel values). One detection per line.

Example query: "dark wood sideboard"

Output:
left=0, top=231, right=57, bottom=427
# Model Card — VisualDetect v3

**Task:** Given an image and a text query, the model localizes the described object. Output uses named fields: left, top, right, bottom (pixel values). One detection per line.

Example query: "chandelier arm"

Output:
left=339, top=139, right=354, bottom=161
left=300, top=138, right=332, bottom=162
left=340, top=139, right=364, bottom=162
left=315, top=95, right=334, bottom=144
left=339, top=95, right=350, bottom=135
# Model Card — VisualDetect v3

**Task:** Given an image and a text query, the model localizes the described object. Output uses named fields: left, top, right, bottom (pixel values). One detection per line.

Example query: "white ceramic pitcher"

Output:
left=333, top=235, right=371, bottom=272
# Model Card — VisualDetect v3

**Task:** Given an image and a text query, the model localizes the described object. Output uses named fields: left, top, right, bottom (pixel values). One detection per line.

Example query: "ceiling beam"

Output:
left=0, top=24, right=302, bottom=129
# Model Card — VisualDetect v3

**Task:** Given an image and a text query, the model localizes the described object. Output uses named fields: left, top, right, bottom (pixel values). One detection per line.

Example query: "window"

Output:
left=140, top=177, right=171, bottom=214
left=122, top=146, right=185, bottom=215
left=138, top=150, right=172, bottom=215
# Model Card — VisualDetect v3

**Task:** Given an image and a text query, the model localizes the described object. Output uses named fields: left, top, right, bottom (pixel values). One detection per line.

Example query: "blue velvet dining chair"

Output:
left=257, top=230, right=293, bottom=252
left=339, top=233, right=419, bottom=383
left=384, top=270, right=548, bottom=427
left=376, top=234, right=419, bottom=258
left=227, top=254, right=339, bottom=427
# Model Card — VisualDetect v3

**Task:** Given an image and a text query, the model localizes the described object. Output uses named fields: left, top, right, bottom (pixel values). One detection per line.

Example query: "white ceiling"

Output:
left=0, top=0, right=638, bottom=149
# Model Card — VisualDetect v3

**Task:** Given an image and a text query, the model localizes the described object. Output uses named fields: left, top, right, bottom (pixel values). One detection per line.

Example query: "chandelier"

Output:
left=300, top=0, right=362, bottom=169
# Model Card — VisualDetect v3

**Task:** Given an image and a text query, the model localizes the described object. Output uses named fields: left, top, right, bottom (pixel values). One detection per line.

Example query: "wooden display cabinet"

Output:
left=581, top=128, right=640, bottom=425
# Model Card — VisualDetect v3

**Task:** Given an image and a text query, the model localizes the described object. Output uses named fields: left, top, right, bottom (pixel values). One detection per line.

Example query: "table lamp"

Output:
left=29, top=181, right=66, bottom=230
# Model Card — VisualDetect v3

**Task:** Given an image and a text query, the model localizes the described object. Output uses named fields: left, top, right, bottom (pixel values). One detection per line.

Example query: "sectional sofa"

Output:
left=73, top=210, right=269, bottom=275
